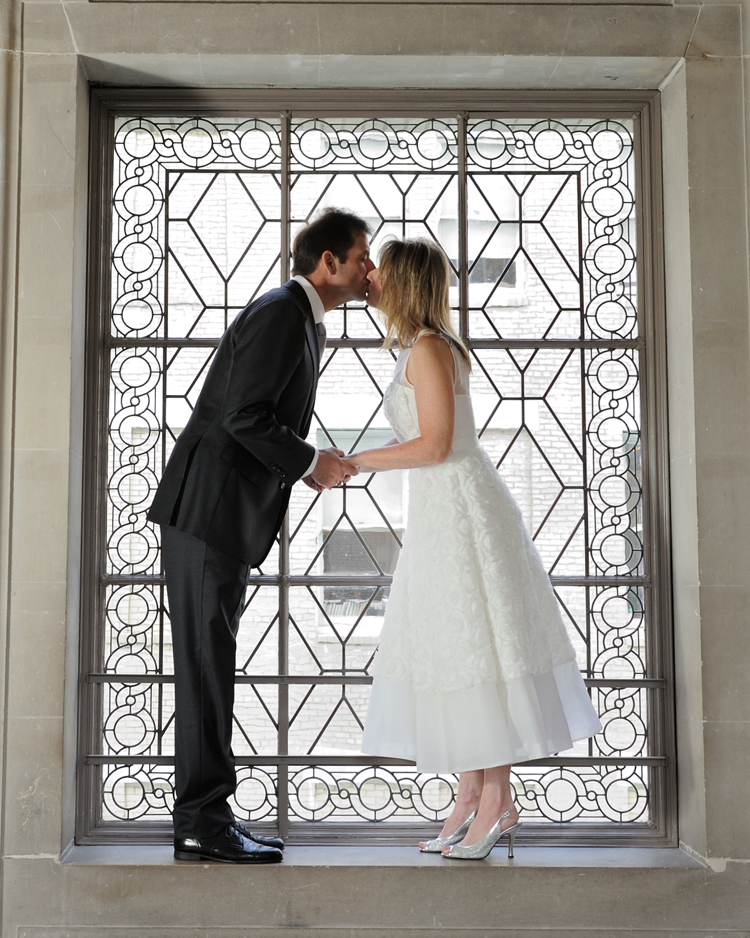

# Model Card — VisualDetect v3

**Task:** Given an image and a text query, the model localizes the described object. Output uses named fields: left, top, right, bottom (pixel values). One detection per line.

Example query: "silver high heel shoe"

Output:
left=441, top=807, right=521, bottom=860
left=418, top=810, right=477, bottom=853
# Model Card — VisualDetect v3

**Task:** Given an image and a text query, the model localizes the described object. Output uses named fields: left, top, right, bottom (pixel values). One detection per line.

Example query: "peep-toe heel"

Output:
left=418, top=810, right=477, bottom=853
left=441, top=807, right=521, bottom=860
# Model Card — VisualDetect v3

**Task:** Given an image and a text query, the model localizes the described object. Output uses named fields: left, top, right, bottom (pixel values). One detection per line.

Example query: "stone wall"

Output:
left=1, top=0, right=750, bottom=934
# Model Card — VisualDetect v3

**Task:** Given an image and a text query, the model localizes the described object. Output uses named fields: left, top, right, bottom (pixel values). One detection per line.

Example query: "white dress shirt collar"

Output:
left=292, top=274, right=326, bottom=324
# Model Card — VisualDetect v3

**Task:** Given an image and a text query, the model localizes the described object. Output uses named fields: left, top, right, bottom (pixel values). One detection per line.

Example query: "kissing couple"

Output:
left=148, top=208, right=601, bottom=863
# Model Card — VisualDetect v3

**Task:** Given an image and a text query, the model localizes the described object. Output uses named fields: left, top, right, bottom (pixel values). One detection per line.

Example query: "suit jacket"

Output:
left=147, top=280, right=319, bottom=565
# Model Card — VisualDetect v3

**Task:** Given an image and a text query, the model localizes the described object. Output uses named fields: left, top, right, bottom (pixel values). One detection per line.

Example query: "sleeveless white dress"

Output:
left=361, top=333, right=602, bottom=773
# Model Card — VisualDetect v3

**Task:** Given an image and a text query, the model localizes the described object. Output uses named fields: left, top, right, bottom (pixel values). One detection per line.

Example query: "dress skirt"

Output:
left=361, top=434, right=602, bottom=774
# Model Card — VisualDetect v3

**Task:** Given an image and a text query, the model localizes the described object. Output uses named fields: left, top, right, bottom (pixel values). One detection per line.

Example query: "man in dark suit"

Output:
left=147, top=209, right=373, bottom=863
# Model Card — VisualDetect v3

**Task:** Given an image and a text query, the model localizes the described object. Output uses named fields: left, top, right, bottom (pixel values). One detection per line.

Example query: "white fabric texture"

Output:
left=361, top=333, right=602, bottom=772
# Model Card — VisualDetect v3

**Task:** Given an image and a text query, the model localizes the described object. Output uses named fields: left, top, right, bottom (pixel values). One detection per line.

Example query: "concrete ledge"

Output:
left=17, top=930, right=750, bottom=938
left=61, top=844, right=706, bottom=868
left=18, top=925, right=750, bottom=938
left=8, top=850, right=748, bottom=936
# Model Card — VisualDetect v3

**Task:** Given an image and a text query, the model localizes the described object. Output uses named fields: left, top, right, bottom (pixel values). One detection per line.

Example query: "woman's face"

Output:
left=366, top=267, right=382, bottom=309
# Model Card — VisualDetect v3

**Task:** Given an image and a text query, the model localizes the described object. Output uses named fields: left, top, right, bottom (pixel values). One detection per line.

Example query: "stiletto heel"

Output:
left=507, top=824, right=519, bottom=859
left=441, top=807, right=521, bottom=860
left=418, top=810, right=477, bottom=853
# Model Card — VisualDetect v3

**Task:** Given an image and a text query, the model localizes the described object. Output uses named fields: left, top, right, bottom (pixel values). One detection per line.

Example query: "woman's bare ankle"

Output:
left=427, top=796, right=481, bottom=841
left=456, top=791, right=482, bottom=813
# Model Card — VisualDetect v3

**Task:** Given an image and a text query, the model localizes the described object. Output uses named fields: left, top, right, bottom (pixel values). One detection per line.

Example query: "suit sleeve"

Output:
left=221, top=300, right=316, bottom=484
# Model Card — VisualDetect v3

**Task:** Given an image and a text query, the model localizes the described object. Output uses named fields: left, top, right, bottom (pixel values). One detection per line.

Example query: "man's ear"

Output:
left=320, top=249, right=337, bottom=278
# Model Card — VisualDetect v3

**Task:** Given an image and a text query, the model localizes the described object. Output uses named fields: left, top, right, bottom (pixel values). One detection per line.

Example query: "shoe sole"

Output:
left=174, top=850, right=282, bottom=864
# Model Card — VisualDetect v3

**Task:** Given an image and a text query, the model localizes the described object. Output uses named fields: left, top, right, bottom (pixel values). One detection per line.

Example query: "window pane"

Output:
left=87, top=108, right=662, bottom=841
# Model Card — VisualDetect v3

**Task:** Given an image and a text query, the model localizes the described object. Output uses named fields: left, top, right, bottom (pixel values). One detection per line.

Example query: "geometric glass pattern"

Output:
left=81, top=105, right=670, bottom=844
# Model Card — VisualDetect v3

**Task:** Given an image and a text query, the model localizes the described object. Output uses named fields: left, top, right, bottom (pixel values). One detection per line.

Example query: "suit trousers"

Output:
left=161, top=524, right=249, bottom=839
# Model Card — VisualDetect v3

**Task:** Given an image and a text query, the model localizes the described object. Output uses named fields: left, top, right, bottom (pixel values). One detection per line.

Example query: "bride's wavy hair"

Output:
left=377, top=238, right=471, bottom=368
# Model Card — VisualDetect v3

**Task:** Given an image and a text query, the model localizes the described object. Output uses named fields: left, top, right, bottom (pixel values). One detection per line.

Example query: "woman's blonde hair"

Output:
left=378, top=238, right=471, bottom=368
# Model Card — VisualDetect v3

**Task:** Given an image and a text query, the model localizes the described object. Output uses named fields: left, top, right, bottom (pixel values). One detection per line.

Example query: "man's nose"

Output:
left=365, top=258, right=376, bottom=272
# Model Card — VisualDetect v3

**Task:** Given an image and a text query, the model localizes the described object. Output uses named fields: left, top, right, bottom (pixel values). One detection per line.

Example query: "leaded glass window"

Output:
left=80, top=91, right=673, bottom=844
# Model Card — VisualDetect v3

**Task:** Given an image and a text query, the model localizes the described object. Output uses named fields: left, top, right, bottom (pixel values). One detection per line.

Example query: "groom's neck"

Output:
left=302, top=273, right=344, bottom=313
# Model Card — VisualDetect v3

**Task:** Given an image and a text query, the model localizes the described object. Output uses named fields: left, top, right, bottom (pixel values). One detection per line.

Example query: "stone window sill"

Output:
left=62, top=845, right=705, bottom=869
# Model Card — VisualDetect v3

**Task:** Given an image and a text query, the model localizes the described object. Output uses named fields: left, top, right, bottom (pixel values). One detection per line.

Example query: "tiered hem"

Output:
left=361, top=659, right=602, bottom=773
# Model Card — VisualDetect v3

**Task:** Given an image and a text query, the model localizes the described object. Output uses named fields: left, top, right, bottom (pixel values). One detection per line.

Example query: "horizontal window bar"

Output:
left=586, top=678, right=665, bottom=688
left=469, top=339, right=643, bottom=350
left=87, top=673, right=666, bottom=689
left=107, top=336, right=642, bottom=351
left=85, top=754, right=667, bottom=768
left=101, top=574, right=650, bottom=588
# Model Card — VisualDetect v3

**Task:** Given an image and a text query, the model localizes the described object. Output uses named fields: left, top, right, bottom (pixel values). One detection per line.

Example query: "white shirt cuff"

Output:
left=303, top=448, right=320, bottom=479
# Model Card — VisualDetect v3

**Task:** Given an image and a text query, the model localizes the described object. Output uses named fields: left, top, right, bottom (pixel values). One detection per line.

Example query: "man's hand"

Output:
left=311, top=447, right=358, bottom=489
left=302, top=475, right=323, bottom=493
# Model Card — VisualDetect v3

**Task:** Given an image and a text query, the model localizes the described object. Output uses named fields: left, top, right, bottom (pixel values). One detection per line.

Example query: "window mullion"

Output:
left=457, top=112, right=468, bottom=340
left=277, top=109, right=292, bottom=838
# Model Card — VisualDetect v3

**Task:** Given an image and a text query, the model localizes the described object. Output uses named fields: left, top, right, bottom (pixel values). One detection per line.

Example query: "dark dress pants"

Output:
left=161, top=524, right=249, bottom=839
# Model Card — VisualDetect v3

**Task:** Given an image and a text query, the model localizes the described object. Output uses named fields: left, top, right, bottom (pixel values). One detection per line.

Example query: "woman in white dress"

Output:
left=348, top=238, right=602, bottom=860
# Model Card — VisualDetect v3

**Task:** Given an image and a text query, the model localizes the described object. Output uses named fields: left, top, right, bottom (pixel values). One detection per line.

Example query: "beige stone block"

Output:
left=544, top=56, right=680, bottom=89
left=2, top=854, right=750, bottom=934
left=65, top=3, right=699, bottom=58
left=325, top=4, right=698, bottom=57
left=563, top=5, right=696, bottom=57
left=67, top=3, right=321, bottom=55
left=699, top=585, right=750, bottom=723
left=686, top=4, right=742, bottom=57
left=692, top=319, right=750, bottom=455
left=666, top=323, right=696, bottom=461
left=0, top=859, right=64, bottom=932
left=673, top=584, right=702, bottom=700
left=695, top=453, right=750, bottom=588
left=1, top=22, right=16, bottom=52
left=17, top=188, right=79, bottom=343
left=6, top=580, right=67, bottom=719
left=23, top=53, right=79, bottom=87
left=704, top=720, right=750, bottom=859
left=78, top=52, right=680, bottom=90
left=686, top=57, right=745, bottom=191
left=673, top=580, right=706, bottom=857
left=3, top=715, right=64, bottom=857
left=688, top=187, right=749, bottom=324
left=10, top=448, right=71, bottom=584
left=15, top=315, right=75, bottom=451
left=62, top=866, right=202, bottom=928
left=677, top=716, right=708, bottom=855
left=22, top=3, right=75, bottom=54
left=20, top=58, right=80, bottom=188
left=670, top=457, right=699, bottom=585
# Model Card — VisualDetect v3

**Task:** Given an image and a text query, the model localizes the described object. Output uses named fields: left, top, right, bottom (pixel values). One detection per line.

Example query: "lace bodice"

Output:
left=383, top=332, right=478, bottom=453
left=373, top=328, right=578, bottom=692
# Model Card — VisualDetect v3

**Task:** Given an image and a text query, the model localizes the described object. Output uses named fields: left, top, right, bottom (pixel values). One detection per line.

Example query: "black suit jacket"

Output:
left=147, top=280, right=319, bottom=564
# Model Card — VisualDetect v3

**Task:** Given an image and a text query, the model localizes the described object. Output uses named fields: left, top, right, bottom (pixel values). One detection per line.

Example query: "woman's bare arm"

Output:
left=348, top=336, right=455, bottom=472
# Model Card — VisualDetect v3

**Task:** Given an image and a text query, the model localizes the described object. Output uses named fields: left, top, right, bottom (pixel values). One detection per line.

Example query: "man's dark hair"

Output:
left=292, top=208, right=371, bottom=276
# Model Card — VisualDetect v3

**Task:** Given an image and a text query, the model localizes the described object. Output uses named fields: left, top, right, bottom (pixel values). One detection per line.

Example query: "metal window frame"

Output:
left=78, top=87, right=674, bottom=846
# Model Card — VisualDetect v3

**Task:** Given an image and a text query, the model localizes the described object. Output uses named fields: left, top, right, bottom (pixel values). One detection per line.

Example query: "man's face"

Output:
left=333, top=233, right=375, bottom=302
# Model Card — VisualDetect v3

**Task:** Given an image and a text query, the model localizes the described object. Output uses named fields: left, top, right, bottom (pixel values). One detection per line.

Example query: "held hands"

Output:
left=306, top=447, right=359, bottom=491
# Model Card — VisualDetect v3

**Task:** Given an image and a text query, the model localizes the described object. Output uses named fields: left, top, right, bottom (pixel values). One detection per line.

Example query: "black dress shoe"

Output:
left=232, top=820, right=285, bottom=851
left=174, top=824, right=283, bottom=863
